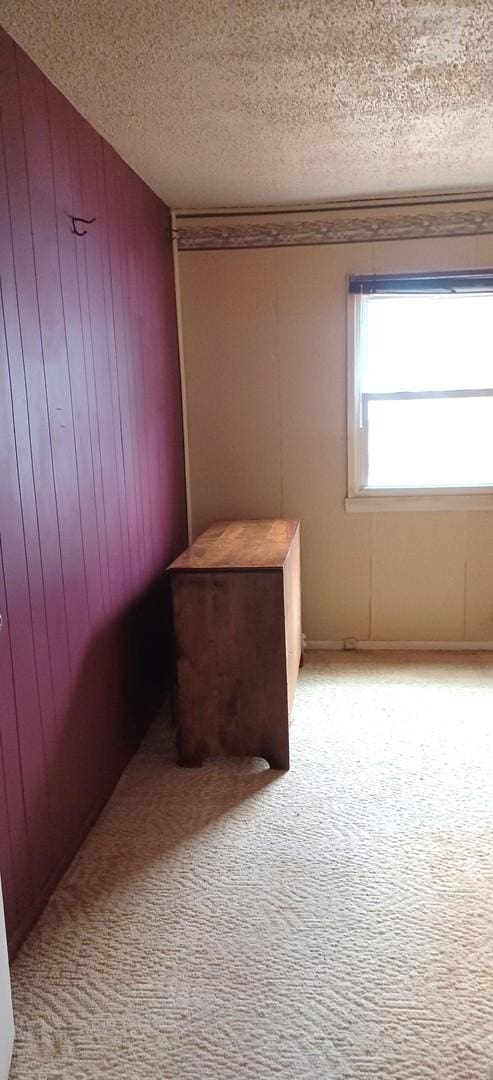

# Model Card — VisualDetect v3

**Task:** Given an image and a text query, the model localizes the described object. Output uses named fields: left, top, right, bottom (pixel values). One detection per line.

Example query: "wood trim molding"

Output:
left=345, top=493, right=493, bottom=512
left=171, top=209, right=193, bottom=541
left=305, top=640, right=493, bottom=651
left=177, top=205, right=493, bottom=252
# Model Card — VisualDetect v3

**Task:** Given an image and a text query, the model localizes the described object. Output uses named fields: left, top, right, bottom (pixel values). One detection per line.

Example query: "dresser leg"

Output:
left=177, top=731, right=206, bottom=767
left=266, top=753, right=289, bottom=771
left=178, top=753, right=205, bottom=768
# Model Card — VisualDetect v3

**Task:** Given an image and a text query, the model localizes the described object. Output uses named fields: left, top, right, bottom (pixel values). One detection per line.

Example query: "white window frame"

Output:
left=346, top=278, right=493, bottom=513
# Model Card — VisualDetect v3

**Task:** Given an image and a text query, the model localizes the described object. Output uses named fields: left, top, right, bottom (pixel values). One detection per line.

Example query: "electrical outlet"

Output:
left=344, top=637, right=357, bottom=650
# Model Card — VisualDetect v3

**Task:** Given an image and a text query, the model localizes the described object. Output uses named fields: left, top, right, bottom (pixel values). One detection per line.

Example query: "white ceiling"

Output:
left=1, top=0, right=493, bottom=210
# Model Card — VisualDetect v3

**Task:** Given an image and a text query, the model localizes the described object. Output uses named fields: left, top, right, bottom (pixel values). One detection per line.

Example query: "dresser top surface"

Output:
left=168, top=519, right=300, bottom=572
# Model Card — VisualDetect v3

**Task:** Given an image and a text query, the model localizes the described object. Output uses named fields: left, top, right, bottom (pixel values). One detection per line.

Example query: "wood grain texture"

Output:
left=170, top=521, right=301, bottom=770
left=0, top=26, right=187, bottom=957
left=283, top=526, right=302, bottom=715
left=169, top=519, right=299, bottom=571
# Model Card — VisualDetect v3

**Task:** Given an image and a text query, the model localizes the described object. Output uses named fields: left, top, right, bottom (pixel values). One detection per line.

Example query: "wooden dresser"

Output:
left=168, top=519, right=301, bottom=770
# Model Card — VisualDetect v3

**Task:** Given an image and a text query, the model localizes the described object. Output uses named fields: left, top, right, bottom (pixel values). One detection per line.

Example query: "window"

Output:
left=346, top=270, right=493, bottom=511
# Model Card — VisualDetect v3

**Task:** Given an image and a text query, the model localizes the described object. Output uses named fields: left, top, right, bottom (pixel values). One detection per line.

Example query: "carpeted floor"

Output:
left=9, top=652, right=493, bottom=1080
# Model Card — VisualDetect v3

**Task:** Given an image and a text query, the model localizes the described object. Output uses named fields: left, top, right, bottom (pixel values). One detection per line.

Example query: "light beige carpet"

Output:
left=10, top=652, right=493, bottom=1080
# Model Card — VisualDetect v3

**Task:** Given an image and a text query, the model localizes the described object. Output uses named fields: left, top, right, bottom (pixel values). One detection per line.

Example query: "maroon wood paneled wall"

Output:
left=0, top=28, right=188, bottom=957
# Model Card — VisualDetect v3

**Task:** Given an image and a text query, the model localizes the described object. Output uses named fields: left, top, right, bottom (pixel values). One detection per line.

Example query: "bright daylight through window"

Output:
left=348, top=272, right=493, bottom=500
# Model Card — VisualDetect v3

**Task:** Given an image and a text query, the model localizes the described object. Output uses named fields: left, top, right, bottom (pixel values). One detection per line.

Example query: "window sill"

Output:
left=345, top=492, right=493, bottom=513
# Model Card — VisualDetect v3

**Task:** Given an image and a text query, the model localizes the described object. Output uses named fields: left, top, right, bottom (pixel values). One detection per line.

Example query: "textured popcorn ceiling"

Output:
left=1, top=1, right=493, bottom=209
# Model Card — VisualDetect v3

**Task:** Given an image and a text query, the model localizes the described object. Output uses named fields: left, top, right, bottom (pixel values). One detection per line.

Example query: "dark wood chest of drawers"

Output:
left=168, top=519, right=302, bottom=769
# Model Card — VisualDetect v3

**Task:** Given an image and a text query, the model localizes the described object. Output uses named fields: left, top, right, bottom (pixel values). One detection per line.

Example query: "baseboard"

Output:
left=305, top=639, right=493, bottom=652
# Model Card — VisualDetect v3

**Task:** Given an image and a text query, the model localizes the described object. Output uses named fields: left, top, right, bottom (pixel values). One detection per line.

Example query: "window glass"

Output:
left=367, top=396, right=493, bottom=489
left=362, top=293, right=493, bottom=393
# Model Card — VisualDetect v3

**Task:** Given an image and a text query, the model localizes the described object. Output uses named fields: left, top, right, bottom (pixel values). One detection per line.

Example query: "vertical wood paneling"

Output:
left=123, top=165, right=154, bottom=576
left=76, top=118, right=126, bottom=609
left=17, top=50, right=89, bottom=685
left=1, top=43, right=72, bottom=747
left=112, top=151, right=144, bottom=585
left=133, top=175, right=160, bottom=566
left=0, top=40, right=55, bottom=901
left=0, top=540, right=23, bottom=936
left=97, top=143, right=132, bottom=593
left=151, top=200, right=185, bottom=556
left=102, top=144, right=140, bottom=590
left=66, top=104, right=112, bottom=619
left=0, top=707, right=16, bottom=938
left=0, top=27, right=187, bottom=956
left=45, top=82, right=103, bottom=630
left=0, top=437, right=32, bottom=934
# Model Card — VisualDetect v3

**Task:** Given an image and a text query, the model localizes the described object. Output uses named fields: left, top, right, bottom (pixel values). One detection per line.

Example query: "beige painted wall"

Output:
left=178, top=230, right=493, bottom=643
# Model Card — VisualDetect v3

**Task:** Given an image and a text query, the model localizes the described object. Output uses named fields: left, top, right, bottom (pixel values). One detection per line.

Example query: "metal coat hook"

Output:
left=71, top=215, right=96, bottom=236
